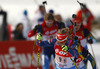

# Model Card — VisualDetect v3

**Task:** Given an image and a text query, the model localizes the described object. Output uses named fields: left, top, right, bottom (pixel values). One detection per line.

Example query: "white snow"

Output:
left=87, top=43, right=100, bottom=69
left=92, top=29, right=100, bottom=39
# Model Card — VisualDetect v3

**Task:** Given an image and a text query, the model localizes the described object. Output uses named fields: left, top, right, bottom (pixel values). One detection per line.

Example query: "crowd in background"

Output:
left=0, top=4, right=95, bottom=41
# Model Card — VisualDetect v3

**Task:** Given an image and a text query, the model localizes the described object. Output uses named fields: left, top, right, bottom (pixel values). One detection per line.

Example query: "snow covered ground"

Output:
left=92, top=29, right=100, bottom=40
left=87, top=43, right=100, bottom=69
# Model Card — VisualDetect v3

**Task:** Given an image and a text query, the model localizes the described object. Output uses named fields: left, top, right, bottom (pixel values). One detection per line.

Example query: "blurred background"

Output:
left=0, top=0, right=100, bottom=40
left=0, top=0, right=100, bottom=69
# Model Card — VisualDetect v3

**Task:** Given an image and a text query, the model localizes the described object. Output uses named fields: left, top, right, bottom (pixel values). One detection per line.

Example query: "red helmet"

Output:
left=56, top=32, right=68, bottom=42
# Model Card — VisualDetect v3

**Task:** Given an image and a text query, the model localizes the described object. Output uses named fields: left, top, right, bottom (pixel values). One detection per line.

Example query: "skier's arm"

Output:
left=36, top=33, right=56, bottom=47
left=36, top=39, right=56, bottom=47
left=61, top=45, right=79, bottom=58
left=69, top=44, right=79, bottom=58
left=84, top=28, right=97, bottom=44
left=28, top=24, right=43, bottom=37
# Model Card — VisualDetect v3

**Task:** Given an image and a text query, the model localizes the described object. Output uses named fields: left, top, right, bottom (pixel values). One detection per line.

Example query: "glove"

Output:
left=36, top=33, right=42, bottom=40
left=74, top=36, right=78, bottom=40
left=88, top=39, right=93, bottom=44
left=82, top=48, right=89, bottom=58
left=88, top=37, right=93, bottom=44
left=62, top=45, right=68, bottom=52
left=74, top=36, right=80, bottom=45
left=34, top=25, right=39, bottom=32
left=74, top=57, right=77, bottom=62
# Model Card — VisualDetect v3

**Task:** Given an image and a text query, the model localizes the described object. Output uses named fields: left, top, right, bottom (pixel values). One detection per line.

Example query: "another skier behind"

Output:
left=69, top=15, right=96, bottom=69
left=28, top=13, right=65, bottom=69
left=54, top=14, right=65, bottom=28
left=32, top=5, right=45, bottom=29
left=69, top=15, right=96, bottom=50
left=77, top=3, right=94, bottom=31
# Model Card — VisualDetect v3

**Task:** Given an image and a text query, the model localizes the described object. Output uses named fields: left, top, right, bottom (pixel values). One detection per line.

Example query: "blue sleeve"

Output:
left=84, top=28, right=97, bottom=43
left=36, top=39, right=56, bottom=47
left=68, top=47, right=79, bottom=58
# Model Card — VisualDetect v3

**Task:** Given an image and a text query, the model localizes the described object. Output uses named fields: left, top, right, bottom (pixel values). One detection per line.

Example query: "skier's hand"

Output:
left=62, top=45, right=68, bottom=52
left=37, top=33, right=42, bottom=40
left=34, top=25, right=39, bottom=32
left=88, top=39, right=93, bottom=44
left=74, top=36, right=78, bottom=40
left=74, top=57, right=77, bottom=62
left=88, top=37, right=93, bottom=44
left=74, top=36, right=80, bottom=45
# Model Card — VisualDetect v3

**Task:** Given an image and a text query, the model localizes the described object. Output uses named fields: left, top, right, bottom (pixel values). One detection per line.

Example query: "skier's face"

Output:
left=40, top=6, right=45, bottom=15
left=46, top=20, right=54, bottom=28
left=18, top=24, right=23, bottom=32
left=75, top=23, right=81, bottom=31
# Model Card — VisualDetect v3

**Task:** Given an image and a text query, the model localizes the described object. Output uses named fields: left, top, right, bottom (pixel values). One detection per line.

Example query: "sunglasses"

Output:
left=46, top=21, right=53, bottom=24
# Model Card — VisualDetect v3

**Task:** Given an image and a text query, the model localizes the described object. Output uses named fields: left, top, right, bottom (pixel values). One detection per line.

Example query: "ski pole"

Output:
left=37, top=40, right=41, bottom=69
left=37, top=32, right=41, bottom=69
left=69, top=56, right=78, bottom=69
left=30, top=30, right=37, bottom=69
left=77, top=1, right=99, bottom=68
left=61, top=49, right=78, bottom=69
left=37, top=2, right=47, bottom=68
left=90, top=44, right=99, bottom=69
left=77, top=0, right=83, bottom=23
left=72, top=14, right=77, bottom=38
left=62, top=42, right=78, bottom=69
left=37, top=1, right=47, bottom=69
left=70, top=14, right=79, bottom=69
left=90, top=44, right=96, bottom=60
left=42, top=1, right=47, bottom=14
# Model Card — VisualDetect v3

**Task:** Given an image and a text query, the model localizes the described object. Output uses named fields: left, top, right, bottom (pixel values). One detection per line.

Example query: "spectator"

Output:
left=32, top=5, right=45, bottom=29
left=49, top=9, right=54, bottom=15
left=54, top=14, right=62, bottom=22
left=54, top=14, right=65, bottom=28
left=20, top=10, right=31, bottom=40
left=13, top=23, right=26, bottom=40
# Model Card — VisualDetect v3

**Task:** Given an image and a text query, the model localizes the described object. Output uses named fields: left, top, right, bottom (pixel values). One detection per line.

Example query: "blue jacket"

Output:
left=36, top=39, right=79, bottom=58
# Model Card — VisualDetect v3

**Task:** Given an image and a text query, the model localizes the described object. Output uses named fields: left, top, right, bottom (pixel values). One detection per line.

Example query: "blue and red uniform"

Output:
left=36, top=38, right=79, bottom=69
left=69, top=25, right=96, bottom=49
left=77, top=8, right=94, bottom=31
left=28, top=21, right=65, bottom=69
left=69, top=24, right=97, bottom=69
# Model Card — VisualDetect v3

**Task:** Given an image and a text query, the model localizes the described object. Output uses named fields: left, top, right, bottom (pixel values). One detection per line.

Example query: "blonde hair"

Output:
left=44, top=13, right=54, bottom=21
left=57, top=27, right=72, bottom=40
left=58, top=27, right=69, bottom=34
left=54, top=14, right=62, bottom=22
